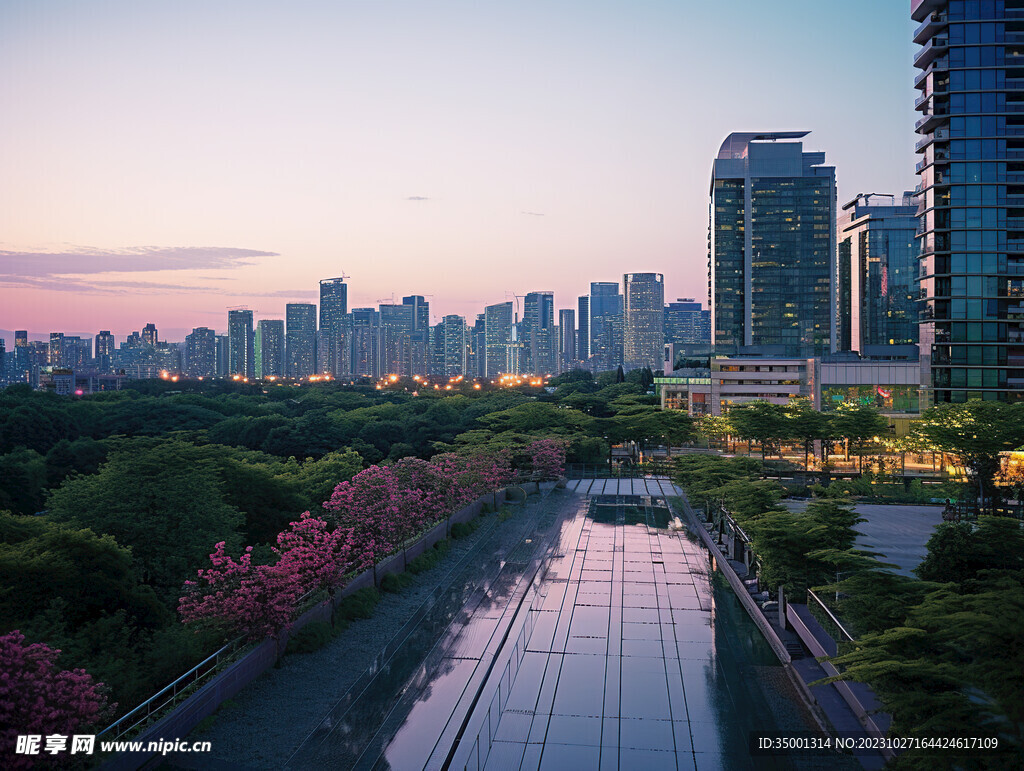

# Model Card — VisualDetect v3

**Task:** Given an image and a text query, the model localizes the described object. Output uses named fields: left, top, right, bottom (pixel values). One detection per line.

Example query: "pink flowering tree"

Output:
left=178, top=543, right=304, bottom=645
left=324, top=465, right=403, bottom=582
left=525, top=439, right=567, bottom=480
left=0, top=631, right=113, bottom=769
left=274, top=512, right=354, bottom=593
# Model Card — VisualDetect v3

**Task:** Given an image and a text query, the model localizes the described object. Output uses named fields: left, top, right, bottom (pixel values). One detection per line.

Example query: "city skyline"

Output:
left=1, top=1, right=917, bottom=334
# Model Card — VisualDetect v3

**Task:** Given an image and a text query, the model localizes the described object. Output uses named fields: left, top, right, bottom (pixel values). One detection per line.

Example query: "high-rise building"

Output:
left=48, top=333, right=63, bottom=365
left=664, top=299, right=711, bottom=347
left=577, top=296, right=590, bottom=364
left=256, top=319, right=285, bottom=378
left=470, top=314, right=487, bottom=378
left=623, top=273, right=665, bottom=370
left=286, top=303, right=317, bottom=378
left=227, top=309, right=255, bottom=378
left=319, top=278, right=349, bottom=376
left=379, top=303, right=415, bottom=375
left=216, top=334, right=229, bottom=377
left=351, top=308, right=381, bottom=378
left=837, top=193, right=920, bottom=354
left=441, top=315, right=467, bottom=377
left=185, top=327, right=217, bottom=377
left=913, top=0, right=1024, bottom=402
left=588, top=282, right=623, bottom=372
left=141, top=323, right=158, bottom=347
left=709, top=132, right=836, bottom=357
left=60, top=336, right=91, bottom=369
left=95, top=331, right=115, bottom=372
left=484, top=301, right=514, bottom=376
left=558, top=309, right=577, bottom=372
left=521, top=291, right=556, bottom=374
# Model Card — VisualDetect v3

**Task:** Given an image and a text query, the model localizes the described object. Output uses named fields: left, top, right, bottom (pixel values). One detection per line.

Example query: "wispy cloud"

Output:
left=521, top=211, right=545, bottom=217
left=405, top=196, right=430, bottom=201
left=0, top=245, right=278, bottom=280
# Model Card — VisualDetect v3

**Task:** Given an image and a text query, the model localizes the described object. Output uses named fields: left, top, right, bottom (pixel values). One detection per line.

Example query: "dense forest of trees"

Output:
left=0, top=371, right=682, bottom=722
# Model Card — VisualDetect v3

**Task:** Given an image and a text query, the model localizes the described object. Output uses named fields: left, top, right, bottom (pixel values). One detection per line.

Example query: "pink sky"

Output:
left=1, top=0, right=917, bottom=340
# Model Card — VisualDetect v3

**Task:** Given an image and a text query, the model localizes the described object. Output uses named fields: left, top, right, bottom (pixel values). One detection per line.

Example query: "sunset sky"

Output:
left=1, top=0, right=917, bottom=341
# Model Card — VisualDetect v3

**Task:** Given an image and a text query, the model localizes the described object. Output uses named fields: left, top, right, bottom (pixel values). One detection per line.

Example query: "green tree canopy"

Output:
left=46, top=441, right=244, bottom=598
left=914, top=400, right=1024, bottom=508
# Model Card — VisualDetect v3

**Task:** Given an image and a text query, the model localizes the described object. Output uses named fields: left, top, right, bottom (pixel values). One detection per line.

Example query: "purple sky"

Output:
left=1, top=0, right=918, bottom=340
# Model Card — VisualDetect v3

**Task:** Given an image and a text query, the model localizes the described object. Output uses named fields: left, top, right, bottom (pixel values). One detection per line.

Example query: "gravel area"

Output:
left=165, top=494, right=564, bottom=770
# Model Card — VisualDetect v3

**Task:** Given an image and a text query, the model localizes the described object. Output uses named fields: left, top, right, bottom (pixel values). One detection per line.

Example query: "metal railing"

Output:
left=807, top=588, right=855, bottom=643
left=97, top=635, right=248, bottom=741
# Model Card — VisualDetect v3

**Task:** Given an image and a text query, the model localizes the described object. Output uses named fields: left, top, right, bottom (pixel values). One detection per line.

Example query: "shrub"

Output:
left=380, top=572, right=413, bottom=593
left=451, top=519, right=482, bottom=539
left=286, top=620, right=333, bottom=654
left=335, top=587, right=380, bottom=623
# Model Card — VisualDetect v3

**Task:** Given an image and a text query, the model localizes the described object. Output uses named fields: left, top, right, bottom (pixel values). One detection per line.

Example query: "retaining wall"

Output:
left=102, top=488, right=508, bottom=771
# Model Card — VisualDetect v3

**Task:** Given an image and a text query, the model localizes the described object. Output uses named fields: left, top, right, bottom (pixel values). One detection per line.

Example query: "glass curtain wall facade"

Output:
left=558, top=308, right=577, bottom=372
left=442, top=314, right=466, bottom=377
left=319, top=278, right=349, bottom=376
left=521, top=291, right=556, bottom=374
left=285, top=303, right=317, bottom=378
left=913, top=0, right=1024, bottom=402
left=484, top=301, right=513, bottom=376
left=623, top=272, right=665, bottom=370
left=227, top=309, right=255, bottom=378
left=664, top=299, right=711, bottom=346
left=837, top=193, right=921, bottom=352
left=255, top=319, right=285, bottom=378
left=588, top=282, right=623, bottom=373
left=709, top=132, right=836, bottom=357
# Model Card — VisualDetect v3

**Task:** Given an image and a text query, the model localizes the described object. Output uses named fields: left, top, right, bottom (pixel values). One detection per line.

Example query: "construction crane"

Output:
left=321, top=272, right=350, bottom=283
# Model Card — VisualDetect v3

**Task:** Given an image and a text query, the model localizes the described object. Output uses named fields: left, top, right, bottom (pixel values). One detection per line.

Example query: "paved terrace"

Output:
left=190, top=481, right=850, bottom=770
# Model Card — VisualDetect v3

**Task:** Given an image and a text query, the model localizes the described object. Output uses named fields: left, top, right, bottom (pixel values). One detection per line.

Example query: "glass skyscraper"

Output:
left=521, top=291, right=556, bottom=374
left=664, top=299, right=711, bottom=347
left=837, top=193, right=921, bottom=354
left=285, top=303, right=317, bottom=378
left=319, top=278, right=349, bottom=376
left=227, top=309, right=254, bottom=378
left=588, top=282, right=623, bottom=373
left=484, top=301, right=513, bottom=376
left=623, top=272, right=665, bottom=370
left=913, top=0, right=1024, bottom=402
left=709, top=132, right=836, bottom=357
left=255, top=319, right=285, bottom=378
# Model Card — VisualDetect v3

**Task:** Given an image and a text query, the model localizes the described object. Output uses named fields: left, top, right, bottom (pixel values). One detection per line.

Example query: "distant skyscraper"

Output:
left=484, top=301, right=514, bottom=376
left=48, top=332, right=63, bottom=365
left=441, top=315, right=467, bottom=377
left=837, top=193, right=920, bottom=354
left=351, top=308, right=381, bottom=378
left=256, top=319, right=285, bottom=377
left=710, top=131, right=836, bottom=356
left=141, top=323, right=158, bottom=347
left=186, top=327, right=217, bottom=377
left=319, top=278, right=349, bottom=376
left=286, top=303, right=317, bottom=378
left=623, top=273, right=665, bottom=370
left=403, top=296, right=431, bottom=376
left=521, top=291, right=556, bottom=374
left=471, top=314, right=486, bottom=378
left=95, top=331, right=115, bottom=372
left=558, top=309, right=576, bottom=372
left=913, top=0, right=1023, bottom=403
left=227, top=310, right=255, bottom=378
left=588, top=282, right=623, bottom=372
left=60, top=336, right=91, bottom=369
left=215, top=334, right=229, bottom=377
left=664, top=299, right=711, bottom=347
left=379, top=303, right=415, bottom=375
left=577, top=296, right=589, bottom=363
